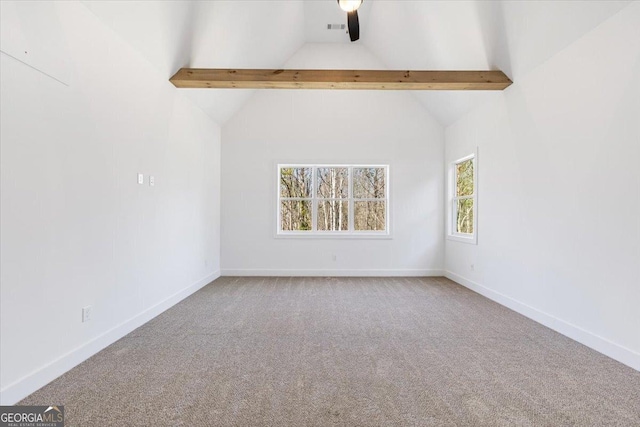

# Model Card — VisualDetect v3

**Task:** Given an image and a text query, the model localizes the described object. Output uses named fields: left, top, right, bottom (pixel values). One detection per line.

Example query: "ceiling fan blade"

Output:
left=347, top=10, right=359, bottom=42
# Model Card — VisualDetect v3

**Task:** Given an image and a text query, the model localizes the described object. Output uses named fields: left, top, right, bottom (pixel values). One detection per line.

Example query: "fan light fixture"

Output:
left=337, top=0, right=362, bottom=42
left=338, top=0, right=362, bottom=13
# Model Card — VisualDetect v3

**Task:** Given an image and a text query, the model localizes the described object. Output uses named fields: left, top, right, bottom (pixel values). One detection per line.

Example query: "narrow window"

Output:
left=317, top=167, right=349, bottom=231
left=353, top=167, right=386, bottom=231
left=279, top=167, right=312, bottom=231
left=448, top=153, right=477, bottom=243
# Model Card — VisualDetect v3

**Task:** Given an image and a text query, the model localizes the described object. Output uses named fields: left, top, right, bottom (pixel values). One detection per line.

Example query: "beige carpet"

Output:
left=20, top=277, right=640, bottom=426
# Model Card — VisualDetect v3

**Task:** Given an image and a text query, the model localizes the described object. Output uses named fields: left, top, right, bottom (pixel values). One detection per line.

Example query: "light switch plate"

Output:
left=149, top=176, right=155, bottom=186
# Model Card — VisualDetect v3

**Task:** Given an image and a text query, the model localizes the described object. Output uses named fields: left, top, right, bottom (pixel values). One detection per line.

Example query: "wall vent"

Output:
left=327, top=24, right=346, bottom=30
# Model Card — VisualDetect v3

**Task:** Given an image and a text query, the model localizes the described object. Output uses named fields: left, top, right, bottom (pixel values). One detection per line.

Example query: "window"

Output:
left=448, top=152, right=477, bottom=244
left=278, top=165, right=389, bottom=237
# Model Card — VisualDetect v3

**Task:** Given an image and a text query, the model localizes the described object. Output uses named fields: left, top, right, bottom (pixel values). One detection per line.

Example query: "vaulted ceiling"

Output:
left=82, top=0, right=631, bottom=126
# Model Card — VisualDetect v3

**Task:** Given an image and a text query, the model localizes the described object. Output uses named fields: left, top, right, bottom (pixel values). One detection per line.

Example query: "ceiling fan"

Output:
left=337, top=0, right=362, bottom=42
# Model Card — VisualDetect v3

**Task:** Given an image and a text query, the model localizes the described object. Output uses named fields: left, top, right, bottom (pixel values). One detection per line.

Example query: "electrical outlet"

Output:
left=137, top=173, right=144, bottom=184
left=149, top=175, right=155, bottom=186
left=82, top=306, right=92, bottom=323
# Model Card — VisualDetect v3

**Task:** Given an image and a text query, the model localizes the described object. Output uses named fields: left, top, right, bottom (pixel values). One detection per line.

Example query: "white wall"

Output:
left=221, top=44, right=444, bottom=276
left=0, top=2, right=221, bottom=404
left=445, top=3, right=640, bottom=370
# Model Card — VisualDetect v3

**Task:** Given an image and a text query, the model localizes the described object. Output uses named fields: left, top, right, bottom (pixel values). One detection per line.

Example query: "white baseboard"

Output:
left=444, top=271, right=640, bottom=372
left=221, top=269, right=444, bottom=277
left=0, top=271, right=220, bottom=405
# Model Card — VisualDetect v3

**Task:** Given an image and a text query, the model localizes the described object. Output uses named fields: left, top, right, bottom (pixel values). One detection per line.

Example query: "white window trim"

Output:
left=446, top=150, right=478, bottom=244
left=276, top=164, right=391, bottom=239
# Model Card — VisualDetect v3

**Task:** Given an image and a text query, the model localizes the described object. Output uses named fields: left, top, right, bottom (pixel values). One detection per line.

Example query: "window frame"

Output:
left=276, top=164, right=390, bottom=239
left=447, top=151, right=478, bottom=244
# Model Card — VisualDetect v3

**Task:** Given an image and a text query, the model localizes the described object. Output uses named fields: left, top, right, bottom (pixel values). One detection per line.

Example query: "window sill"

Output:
left=446, top=234, right=477, bottom=245
left=276, top=232, right=392, bottom=240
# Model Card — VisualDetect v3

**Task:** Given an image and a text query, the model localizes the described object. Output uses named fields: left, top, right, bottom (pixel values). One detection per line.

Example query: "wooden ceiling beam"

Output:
left=169, top=68, right=512, bottom=90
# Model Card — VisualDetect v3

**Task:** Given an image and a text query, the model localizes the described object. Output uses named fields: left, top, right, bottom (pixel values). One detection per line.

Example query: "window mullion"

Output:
left=312, top=166, right=317, bottom=232
left=349, top=166, right=354, bottom=232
